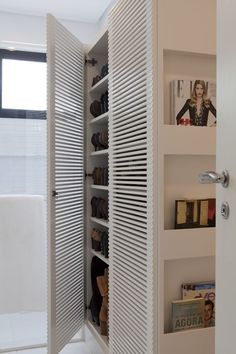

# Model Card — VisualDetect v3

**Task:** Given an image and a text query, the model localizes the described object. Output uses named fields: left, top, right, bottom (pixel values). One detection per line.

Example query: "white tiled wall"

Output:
left=0, top=118, right=46, bottom=196
left=0, top=118, right=47, bottom=315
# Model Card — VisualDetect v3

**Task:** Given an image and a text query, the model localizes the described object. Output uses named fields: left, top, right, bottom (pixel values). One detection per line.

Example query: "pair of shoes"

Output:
left=90, top=100, right=102, bottom=117
left=91, top=197, right=108, bottom=220
left=89, top=257, right=108, bottom=326
left=91, top=229, right=109, bottom=257
left=92, top=75, right=102, bottom=86
left=91, top=129, right=108, bottom=151
left=91, top=228, right=102, bottom=251
left=97, top=268, right=109, bottom=336
left=92, top=167, right=108, bottom=186
left=101, top=63, right=108, bottom=78
left=100, top=91, right=109, bottom=113
left=101, top=231, right=109, bottom=258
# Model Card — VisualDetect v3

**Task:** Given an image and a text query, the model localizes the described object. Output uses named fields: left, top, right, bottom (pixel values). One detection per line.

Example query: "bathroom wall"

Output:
left=0, top=118, right=47, bottom=196
left=0, top=195, right=46, bottom=313
left=0, top=118, right=47, bottom=314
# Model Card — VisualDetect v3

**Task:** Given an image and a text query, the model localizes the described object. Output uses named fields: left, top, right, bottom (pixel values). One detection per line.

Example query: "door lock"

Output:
left=221, top=202, right=230, bottom=219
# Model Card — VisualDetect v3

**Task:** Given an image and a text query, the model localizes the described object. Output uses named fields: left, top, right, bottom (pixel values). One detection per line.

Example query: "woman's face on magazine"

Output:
left=195, top=84, right=204, bottom=98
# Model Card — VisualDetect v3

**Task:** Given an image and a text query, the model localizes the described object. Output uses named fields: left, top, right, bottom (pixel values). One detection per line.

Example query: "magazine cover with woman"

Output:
left=171, top=79, right=216, bottom=126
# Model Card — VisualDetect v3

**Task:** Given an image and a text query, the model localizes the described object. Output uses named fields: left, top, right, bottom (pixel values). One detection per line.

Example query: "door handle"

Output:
left=198, top=170, right=229, bottom=188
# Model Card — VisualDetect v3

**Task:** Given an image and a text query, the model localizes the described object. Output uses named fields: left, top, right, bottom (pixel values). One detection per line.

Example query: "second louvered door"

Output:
left=47, top=14, right=85, bottom=354
left=108, top=0, right=156, bottom=353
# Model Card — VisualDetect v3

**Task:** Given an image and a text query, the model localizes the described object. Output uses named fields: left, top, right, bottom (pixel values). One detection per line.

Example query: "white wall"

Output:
left=0, top=118, right=46, bottom=195
left=0, top=195, right=46, bottom=313
left=0, top=118, right=47, bottom=313
left=159, top=0, right=216, bottom=54
left=0, top=11, right=100, bottom=51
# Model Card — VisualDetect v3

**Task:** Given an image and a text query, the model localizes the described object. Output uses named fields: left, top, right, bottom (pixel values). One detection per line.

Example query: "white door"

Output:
left=108, top=0, right=157, bottom=353
left=47, top=14, right=85, bottom=354
left=216, top=1, right=236, bottom=354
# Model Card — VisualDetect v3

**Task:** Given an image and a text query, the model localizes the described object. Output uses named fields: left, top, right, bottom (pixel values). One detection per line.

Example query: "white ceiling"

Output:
left=0, top=0, right=114, bottom=23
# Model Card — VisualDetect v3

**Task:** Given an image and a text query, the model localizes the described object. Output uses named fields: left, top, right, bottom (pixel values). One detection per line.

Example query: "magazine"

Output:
left=182, top=281, right=215, bottom=327
left=172, top=298, right=205, bottom=332
left=171, top=79, right=216, bottom=126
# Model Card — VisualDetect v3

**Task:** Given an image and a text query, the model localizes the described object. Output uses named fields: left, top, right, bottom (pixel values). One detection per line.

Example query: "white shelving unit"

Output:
left=85, top=30, right=110, bottom=349
left=157, top=1, right=216, bottom=353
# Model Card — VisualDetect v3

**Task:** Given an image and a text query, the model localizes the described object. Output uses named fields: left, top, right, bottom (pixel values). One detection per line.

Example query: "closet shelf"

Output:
left=160, top=126, right=216, bottom=155
left=90, top=112, right=109, bottom=125
left=91, top=249, right=109, bottom=265
left=90, top=184, right=109, bottom=191
left=90, top=75, right=108, bottom=94
left=90, top=149, right=109, bottom=156
left=86, top=313, right=109, bottom=354
left=162, top=327, right=214, bottom=354
left=162, top=228, right=215, bottom=260
left=90, top=217, right=109, bottom=228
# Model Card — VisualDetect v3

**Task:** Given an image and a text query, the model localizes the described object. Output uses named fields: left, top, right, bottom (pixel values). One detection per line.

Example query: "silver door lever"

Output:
left=198, top=170, right=229, bottom=188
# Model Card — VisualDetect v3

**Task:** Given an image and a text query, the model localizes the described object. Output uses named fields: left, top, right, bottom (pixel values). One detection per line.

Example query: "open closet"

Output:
left=46, top=0, right=216, bottom=353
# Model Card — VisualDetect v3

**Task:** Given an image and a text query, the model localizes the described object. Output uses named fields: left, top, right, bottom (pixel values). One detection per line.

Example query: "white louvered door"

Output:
left=47, top=14, right=85, bottom=354
left=108, top=1, right=157, bottom=353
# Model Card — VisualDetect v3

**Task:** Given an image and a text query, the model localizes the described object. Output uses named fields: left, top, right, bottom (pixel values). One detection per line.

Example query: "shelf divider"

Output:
left=162, top=228, right=215, bottom=260
left=162, top=327, right=214, bottom=354
left=90, top=75, right=108, bottom=94
left=90, top=217, right=109, bottom=228
left=90, top=112, right=109, bottom=125
left=91, top=249, right=109, bottom=265
left=161, top=126, right=216, bottom=155
left=90, top=185, right=109, bottom=191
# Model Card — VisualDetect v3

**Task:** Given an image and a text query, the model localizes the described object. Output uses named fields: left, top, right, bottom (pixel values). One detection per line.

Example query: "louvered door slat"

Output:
left=47, top=14, right=84, bottom=354
left=109, top=1, right=155, bottom=353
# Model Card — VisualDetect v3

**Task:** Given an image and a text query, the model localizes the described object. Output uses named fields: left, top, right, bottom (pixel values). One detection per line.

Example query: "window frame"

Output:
left=0, top=49, right=47, bottom=119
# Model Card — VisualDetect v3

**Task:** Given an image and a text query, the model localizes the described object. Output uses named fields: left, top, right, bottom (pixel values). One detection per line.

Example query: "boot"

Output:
left=97, top=269, right=108, bottom=336
left=91, top=229, right=102, bottom=251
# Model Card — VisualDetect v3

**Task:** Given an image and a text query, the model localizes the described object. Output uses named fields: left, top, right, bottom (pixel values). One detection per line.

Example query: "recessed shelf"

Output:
left=90, top=185, right=109, bottom=191
left=90, top=75, right=108, bottom=94
left=86, top=313, right=109, bottom=354
left=90, top=149, right=109, bottom=156
left=90, top=217, right=109, bottom=228
left=90, top=112, right=109, bottom=125
left=160, top=126, right=216, bottom=155
left=162, top=327, right=214, bottom=354
left=162, top=228, right=215, bottom=260
left=91, top=249, right=109, bottom=265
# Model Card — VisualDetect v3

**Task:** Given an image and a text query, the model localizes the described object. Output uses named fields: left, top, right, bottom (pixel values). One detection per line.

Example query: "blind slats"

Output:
left=47, top=14, right=84, bottom=354
left=109, top=1, right=154, bottom=353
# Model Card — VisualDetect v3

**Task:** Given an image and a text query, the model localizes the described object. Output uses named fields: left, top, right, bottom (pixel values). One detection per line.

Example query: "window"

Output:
left=0, top=49, right=47, bottom=119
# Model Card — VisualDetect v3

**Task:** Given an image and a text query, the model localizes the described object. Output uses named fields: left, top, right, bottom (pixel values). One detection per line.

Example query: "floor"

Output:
left=0, top=312, right=98, bottom=354
left=0, top=312, right=104, bottom=354
left=0, top=312, right=47, bottom=350
left=3, top=342, right=99, bottom=354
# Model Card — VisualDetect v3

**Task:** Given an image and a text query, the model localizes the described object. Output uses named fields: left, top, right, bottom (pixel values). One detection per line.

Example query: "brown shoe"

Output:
left=97, top=269, right=109, bottom=336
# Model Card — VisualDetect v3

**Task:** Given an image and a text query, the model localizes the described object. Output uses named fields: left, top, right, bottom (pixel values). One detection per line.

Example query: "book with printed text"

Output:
left=172, top=298, right=205, bottom=332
